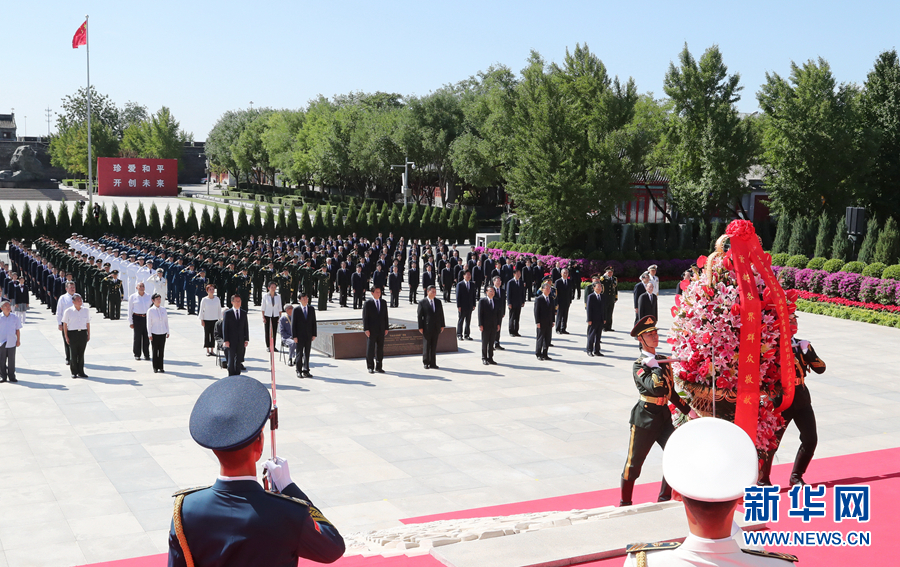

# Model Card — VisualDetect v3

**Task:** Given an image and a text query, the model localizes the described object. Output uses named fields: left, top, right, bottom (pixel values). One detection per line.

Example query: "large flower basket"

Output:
left=668, top=221, right=798, bottom=460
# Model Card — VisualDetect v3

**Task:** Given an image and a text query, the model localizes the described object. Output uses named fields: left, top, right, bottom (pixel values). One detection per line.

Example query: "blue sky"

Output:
left=5, top=0, right=898, bottom=140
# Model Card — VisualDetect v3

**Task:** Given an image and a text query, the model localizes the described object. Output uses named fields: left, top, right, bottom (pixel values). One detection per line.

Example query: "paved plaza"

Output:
left=0, top=251, right=898, bottom=566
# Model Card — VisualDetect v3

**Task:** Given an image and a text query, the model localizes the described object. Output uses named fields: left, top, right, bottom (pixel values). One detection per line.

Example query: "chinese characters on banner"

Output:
left=97, top=158, right=178, bottom=196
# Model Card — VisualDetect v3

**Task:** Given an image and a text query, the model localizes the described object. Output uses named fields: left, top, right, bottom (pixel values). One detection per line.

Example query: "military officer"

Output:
left=233, top=267, right=251, bottom=312
left=758, top=312, right=825, bottom=487
left=182, top=264, right=198, bottom=315
left=624, top=418, right=798, bottom=566
left=167, top=375, right=345, bottom=566
left=105, top=270, right=124, bottom=320
left=620, top=315, right=696, bottom=507
left=600, top=266, right=618, bottom=332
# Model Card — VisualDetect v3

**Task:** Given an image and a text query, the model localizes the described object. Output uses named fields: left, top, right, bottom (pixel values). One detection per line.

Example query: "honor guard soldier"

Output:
left=183, top=264, right=198, bottom=315
left=601, top=266, right=618, bottom=331
left=105, top=270, right=123, bottom=320
left=313, top=267, right=330, bottom=311
left=168, top=376, right=345, bottom=566
left=758, top=312, right=825, bottom=487
left=620, top=315, right=696, bottom=507
left=233, top=267, right=251, bottom=312
left=191, top=269, right=208, bottom=315
left=624, top=418, right=798, bottom=566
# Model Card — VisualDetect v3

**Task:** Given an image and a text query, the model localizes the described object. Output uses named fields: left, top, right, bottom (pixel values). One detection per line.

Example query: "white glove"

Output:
left=263, top=456, right=292, bottom=492
left=688, top=409, right=700, bottom=420
left=643, top=357, right=659, bottom=368
left=799, top=340, right=810, bottom=354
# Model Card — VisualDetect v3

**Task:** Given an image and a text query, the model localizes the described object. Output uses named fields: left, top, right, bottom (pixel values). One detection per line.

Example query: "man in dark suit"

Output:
left=472, top=260, right=484, bottom=300
left=440, top=264, right=453, bottom=304
left=222, top=295, right=249, bottom=376
left=291, top=292, right=317, bottom=378
left=523, top=259, right=535, bottom=301
left=372, top=264, right=387, bottom=292
left=478, top=286, right=501, bottom=365
left=388, top=265, right=401, bottom=308
left=637, top=281, right=658, bottom=322
left=422, top=264, right=435, bottom=295
left=363, top=286, right=389, bottom=374
left=408, top=258, right=420, bottom=304
left=168, top=376, right=345, bottom=566
left=634, top=272, right=649, bottom=323
left=505, top=269, right=526, bottom=337
left=554, top=268, right=573, bottom=334
left=351, top=264, right=366, bottom=309
left=337, top=261, right=351, bottom=307
left=585, top=281, right=607, bottom=357
left=534, top=281, right=554, bottom=361
left=455, top=270, right=476, bottom=340
left=417, top=285, right=445, bottom=369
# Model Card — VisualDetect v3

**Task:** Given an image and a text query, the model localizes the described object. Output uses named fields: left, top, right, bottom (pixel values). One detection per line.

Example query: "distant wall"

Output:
left=0, top=140, right=67, bottom=180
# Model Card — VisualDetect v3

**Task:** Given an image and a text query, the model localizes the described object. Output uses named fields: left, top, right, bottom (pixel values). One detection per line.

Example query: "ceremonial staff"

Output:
left=262, top=318, right=280, bottom=491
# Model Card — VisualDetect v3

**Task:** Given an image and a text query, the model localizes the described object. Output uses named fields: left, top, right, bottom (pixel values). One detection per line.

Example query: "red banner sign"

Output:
left=97, top=158, right=178, bottom=196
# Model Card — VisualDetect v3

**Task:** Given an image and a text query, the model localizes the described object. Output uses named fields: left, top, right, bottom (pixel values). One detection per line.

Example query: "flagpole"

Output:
left=85, top=14, right=93, bottom=210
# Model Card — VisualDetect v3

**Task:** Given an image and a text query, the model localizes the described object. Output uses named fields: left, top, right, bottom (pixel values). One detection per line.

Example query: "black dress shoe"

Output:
left=597, top=352, right=605, bottom=357
left=8, top=377, right=16, bottom=383
left=424, top=364, right=430, bottom=369
left=368, top=369, right=375, bottom=374
left=465, top=336, right=472, bottom=341
left=376, top=368, right=385, bottom=373
left=239, top=364, right=247, bottom=371
left=483, top=359, right=489, bottom=365
left=495, top=345, right=505, bottom=350
left=288, top=359, right=294, bottom=366
left=154, top=369, right=158, bottom=373
left=488, top=359, right=498, bottom=365
left=432, top=365, right=439, bottom=369
left=79, top=373, right=88, bottom=378
left=72, top=374, right=78, bottom=379
left=587, top=352, right=594, bottom=357
left=160, top=369, right=165, bottom=373
left=135, top=357, right=141, bottom=361
left=143, top=357, right=151, bottom=361
left=457, top=336, right=463, bottom=340
left=543, top=356, right=552, bottom=361
left=297, top=373, right=303, bottom=378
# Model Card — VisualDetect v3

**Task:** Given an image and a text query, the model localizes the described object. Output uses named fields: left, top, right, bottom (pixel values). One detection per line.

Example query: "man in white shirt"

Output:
left=147, top=268, right=168, bottom=307
left=0, top=300, right=23, bottom=383
left=56, top=281, right=77, bottom=365
left=261, top=281, right=283, bottom=352
left=648, top=265, right=660, bottom=297
left=62, top=293, right=91, bottom=379
left=128, top=282, right=152, bottom=361
left=136, top=258, right=154, bottom=288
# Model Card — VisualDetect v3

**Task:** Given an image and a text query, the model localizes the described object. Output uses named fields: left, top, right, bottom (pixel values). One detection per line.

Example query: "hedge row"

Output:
left=770, top=253, right=900, bottom=281
left=774, top=266, right=900, bottom=308
left=795, top=299, right=900, bottom=328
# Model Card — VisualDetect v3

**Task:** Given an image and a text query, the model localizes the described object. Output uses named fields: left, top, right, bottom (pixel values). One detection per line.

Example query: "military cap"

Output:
left=662, top=417, right=757, bottom=502
left=640, top=271, right=650, bottom=279
left=189, top=376, right=271, bottom=451
left=104, top=263, right=111, bottom=267
left=157, top=268, right=164, bottom=273
left=111, top=270, right=119, bottom=275
left=592, top=274, right=602, bottom=279
left=631, top=315, right=657, bottom=338
left=648, top=264, right=658, bottom=270
left=605, top=266, right=614, bottom=272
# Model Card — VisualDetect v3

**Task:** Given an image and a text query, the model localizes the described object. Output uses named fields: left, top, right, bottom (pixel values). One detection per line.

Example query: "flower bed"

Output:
left=795, top=290, right=900, bottom=314
left=796, top=299, right=900, bottom=328
left=773, top=266, right=900, bottom=310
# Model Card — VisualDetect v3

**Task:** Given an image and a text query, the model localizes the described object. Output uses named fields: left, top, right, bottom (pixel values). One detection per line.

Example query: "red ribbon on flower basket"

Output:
left=725, top=220, right=795, bottom=439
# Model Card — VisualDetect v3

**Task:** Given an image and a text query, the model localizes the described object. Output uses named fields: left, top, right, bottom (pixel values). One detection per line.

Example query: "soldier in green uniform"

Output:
left=313, top=266, right=329, bottom=312
left=276, top=267, right=292, bottom=306
left=222, top=261, right=236, bottom=307
left=106, top=270, right=124, bottom=320
left=600, top=266, right=618, bottom=332
left=250, top=258, right=263, bottom=306
left=619, top=315, right=696, bottom=507
left=232, top=267, right=251, bottom=313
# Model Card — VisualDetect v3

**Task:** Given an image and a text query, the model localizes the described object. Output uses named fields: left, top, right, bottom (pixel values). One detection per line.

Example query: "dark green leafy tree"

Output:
left=58, top=202, right=71, bottom=236
left=235, top=207, right=250, bottom=238
left=134, top=203, right=148, bottom=235
left=757, top=58, right=866, bottom=218
left=680, top=220, right=694, bottom=250
left=162, top=205, right=174, bottom=234
left=173, top=207, right=186, bottom=237
left=21, top=204, right=33, bottom=241
left=663, top=44, right=757, bottom=219
left=324, top=205, right=335, bottom=233
left=874, top=217, right=900, bottom=265
left=45, top=204, right=57, bottom=239
left=185, top=205, right=199, bottom=235
left=0, top=210, right=7, bottom=250
left=148, top=204, right=162, bottom=238
left=299, top=204, right=312, bottom=234
left=223, top=206, right=236, bottom=233
left=377, top=202, right=390, bottom=234
left=250, top=203, right=262, bottom=234
left=814, top=212, right=835, bottom=259
left=70, top=204, right=83, bottom=233
left=311, top=206, right=323, bottom=233
left=771, top=215, right=790, bottom=254
left=787, top=216, right=810, bottom=256
left=276, top=205, right=288, bottom=234
left=345, top=203, right=358, bottom=234
left=199, top=207, right=213, bottom=235
left=286, top=203, right=299, bottom=237
left=831, top=226, right=850, bottom=261
left=210, top=206, right=223, bottom=238
left=857, top=218, right=880, bottom=263
left=206, top=108, right=266, bottom=190
left=334, top=205, right=346, bottom=235
left=263, top=204, right=276, bottom=235
left=467, top=209, right=477, bottom=244
left=861, top=50, right=900, bottom=221
left=7, top=207, right=20, bottom=238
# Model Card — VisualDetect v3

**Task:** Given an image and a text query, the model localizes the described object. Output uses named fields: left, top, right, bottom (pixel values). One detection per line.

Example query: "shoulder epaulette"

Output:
left=265, top=490, right=311, bottom=507
left=626, top=541, right=681, bottom=553
left=742, top=549, right=798, bottom=562
left=172, top=485, right=210, bottom=497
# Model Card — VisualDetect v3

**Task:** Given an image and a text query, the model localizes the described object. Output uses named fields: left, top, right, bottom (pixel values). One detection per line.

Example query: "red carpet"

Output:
left=81, top=447, right=899, bottom=567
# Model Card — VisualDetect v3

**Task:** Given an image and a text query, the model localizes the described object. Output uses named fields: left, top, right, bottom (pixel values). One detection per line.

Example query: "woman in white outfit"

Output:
left=147, top=293, right=170, bottom=373
left=197, top=284, right=222, bottom=357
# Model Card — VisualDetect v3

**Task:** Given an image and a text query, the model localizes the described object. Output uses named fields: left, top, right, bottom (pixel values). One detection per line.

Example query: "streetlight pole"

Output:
left=390, top=156, right=415, bottom=206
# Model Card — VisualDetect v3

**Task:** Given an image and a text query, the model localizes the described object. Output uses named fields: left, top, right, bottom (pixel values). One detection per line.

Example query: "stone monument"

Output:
left=0, top=145, right=59, bottom=189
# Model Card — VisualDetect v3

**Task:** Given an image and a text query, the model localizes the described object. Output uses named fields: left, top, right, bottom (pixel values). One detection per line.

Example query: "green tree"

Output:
left=334, top=204, right=346, bottom=235
left=503, top=46, right=636, bottom=245
left=787, top=216, right=809, bottom=256
left=162, top=205, right=174, bottom=234
left=680, top=220, right=694, bottom=250
left=861, top=50, right=900, bottom=221
left=250, top=203, right=262, bottom=234
left=831, top=226, right=850, bottom=261
left=377, top=202, right=390, bottom=234
left=857, top=218, right=880, bottom=263
left=260, top=110, right=306, bottom=187
left=771, top=215, right=790, bottom=254
left=56, top=86, right=122, bottom=136
left=210, top=206, right=222, bottom=238
left=233, top=110, right=276, bottom=189
left=663, top=44, right=757, bottom=219
left=466, top=209, right=477, bottom=244
left=0, top=210, right=7, bottom=250
left=174, top=207, right=187, bottom=237
left=49, top=120, right=119, bottom=178
left=223, top=206, right=236, bottom=233
left=45, top=203, right=58, bottom=239
left=276, top=204, right=288, bottom=234
left=757, top=58, right=866, bottom=218
left=206, top=108, right=264, bottom=190
left=186, top=205, right=199, bottom=235
left=70, top=204, right=83, bottom=233
left=299, top=204, right=312, bottom=235
left=447, top=207, right=460, bottom=243
left=121, top=203, right=134, bottom=236
left=286, top=203, right=300, bottom=237
left=134, top=203, right=148, bottom=235
left=21, top=203, right=33, bottom=242
left=199, top=206, right=213, bottom=236
left=235, top=206, right=250, bottom=238
left=148, top=204, right=162, bottom=238
left=874, top=216, right=900, bottom=265
left=389, top=204, right=401, bottom=235
left=263, top=204, right=276, bottom=235
left=121, top=106, right=190, bottom=167
left=7, top=207, right=20, bottom=238
left=813, top=212, right=835, bottom=259
left=311, top=206, right=323, bottom=233
left=57, top=202, right=71, bottom=236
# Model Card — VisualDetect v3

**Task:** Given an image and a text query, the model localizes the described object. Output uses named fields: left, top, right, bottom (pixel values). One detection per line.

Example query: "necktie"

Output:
left=376, top=301, right=379, bottom=312
left=236, top=310, right=240, bottom=321
left=490, top=299, right=493, bottom=309
left=303, top=306, right=307, bottom=317
left=466, top=282, right=469, bottom=291
left=431, top=300, right=435, bottom=311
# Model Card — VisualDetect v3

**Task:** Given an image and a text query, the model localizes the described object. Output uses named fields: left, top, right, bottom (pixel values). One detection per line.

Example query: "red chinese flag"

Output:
left=72, top=21, right=87, bottom=49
